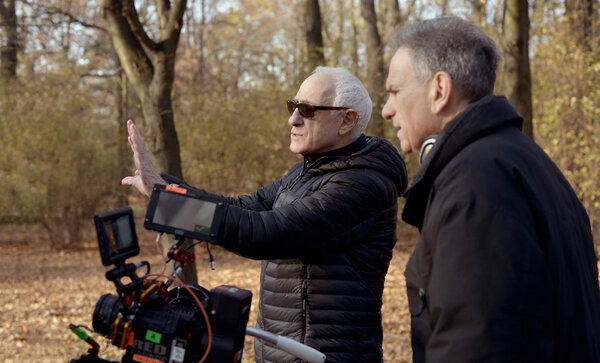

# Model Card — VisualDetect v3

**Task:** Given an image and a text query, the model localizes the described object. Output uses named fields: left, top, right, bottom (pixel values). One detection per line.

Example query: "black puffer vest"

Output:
left=213, top=136, right=407, bottom=362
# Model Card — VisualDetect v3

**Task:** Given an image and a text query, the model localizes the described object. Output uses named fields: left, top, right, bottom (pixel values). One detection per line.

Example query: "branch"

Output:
left=122, top=0, right=159, bottom=53
left=81, top=70, right=120, bottom=78
left=167, top=0, right=187, bottom=40
left=100, top=0, right=154, bottom=91
left=157, top=0, right=170, bottom=29
left=42, top=5, right=108, bottom=32
left=154, top=0, right=187, bottom=53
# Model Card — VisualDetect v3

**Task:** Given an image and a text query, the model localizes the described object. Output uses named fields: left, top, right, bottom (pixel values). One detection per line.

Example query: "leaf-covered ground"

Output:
left=0, top=231, right=415, bottom=362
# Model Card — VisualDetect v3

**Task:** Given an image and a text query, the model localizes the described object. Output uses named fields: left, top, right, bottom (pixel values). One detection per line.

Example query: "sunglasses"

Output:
left=286, top=99, right=349, bottom=118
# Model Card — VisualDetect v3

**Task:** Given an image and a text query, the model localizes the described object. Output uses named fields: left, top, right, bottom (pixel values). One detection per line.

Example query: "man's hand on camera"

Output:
left=121, top=120, right=167, bottom=197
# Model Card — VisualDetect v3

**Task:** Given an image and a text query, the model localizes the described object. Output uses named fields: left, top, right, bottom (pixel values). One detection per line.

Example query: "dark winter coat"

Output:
left=403, top=95, right=600, bottom=362
left=188, top=135, right=407, bottom=362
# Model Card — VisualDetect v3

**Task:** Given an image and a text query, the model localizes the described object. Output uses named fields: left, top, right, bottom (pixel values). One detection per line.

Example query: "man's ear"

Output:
left=429, top=71, right=453, bottom=115
left=339, top=109, right=359, bottom=135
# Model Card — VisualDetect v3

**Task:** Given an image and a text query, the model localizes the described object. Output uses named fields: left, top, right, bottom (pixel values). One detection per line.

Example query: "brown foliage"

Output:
left=0, top=73, right=123, bottom=247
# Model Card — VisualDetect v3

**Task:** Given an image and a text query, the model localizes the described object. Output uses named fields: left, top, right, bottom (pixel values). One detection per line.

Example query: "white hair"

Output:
left=312, top=66, right=372, bottom=135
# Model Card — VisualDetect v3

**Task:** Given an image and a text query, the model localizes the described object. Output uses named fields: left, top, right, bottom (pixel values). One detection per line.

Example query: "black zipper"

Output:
left=282, top=156, right=322, bottom=196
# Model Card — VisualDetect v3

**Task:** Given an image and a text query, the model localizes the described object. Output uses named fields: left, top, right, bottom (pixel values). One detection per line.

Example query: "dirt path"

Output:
left=0, top=238, right=413, bottom=362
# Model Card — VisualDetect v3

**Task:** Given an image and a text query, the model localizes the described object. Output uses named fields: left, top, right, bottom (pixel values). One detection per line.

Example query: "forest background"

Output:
left=0, top=0, right=599, bottom=361
left=1, top=0, right=599, bottom=249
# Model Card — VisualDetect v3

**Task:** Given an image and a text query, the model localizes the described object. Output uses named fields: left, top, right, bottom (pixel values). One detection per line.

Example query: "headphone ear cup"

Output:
left=419, top=135, right=438, bottom=166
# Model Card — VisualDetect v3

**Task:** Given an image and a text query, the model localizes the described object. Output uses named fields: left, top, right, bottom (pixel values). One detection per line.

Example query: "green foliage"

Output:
left=0, top=69, right=122, bottom=247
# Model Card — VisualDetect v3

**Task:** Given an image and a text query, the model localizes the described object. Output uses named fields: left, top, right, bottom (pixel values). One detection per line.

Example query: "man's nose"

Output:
left=381, top=97, right=394, bottom=120
left=288, top=110, right=304, bottom=126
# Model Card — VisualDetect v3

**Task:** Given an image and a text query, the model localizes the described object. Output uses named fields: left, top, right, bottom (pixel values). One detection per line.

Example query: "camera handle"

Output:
left=246, top=327, right=326, bottom=363
left=105, top=262, right=147, bottom=295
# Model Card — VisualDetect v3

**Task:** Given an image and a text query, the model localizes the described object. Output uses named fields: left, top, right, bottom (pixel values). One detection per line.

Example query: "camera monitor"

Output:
left=94, top=206, right=139, bottom=266
left=144, top=184, right=224, bottom=243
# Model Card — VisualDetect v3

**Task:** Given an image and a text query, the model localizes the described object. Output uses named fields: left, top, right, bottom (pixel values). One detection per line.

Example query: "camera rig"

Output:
left=70, top=185, right=326, bottom=363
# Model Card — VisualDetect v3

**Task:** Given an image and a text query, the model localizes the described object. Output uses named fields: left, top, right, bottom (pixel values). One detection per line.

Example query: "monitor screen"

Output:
left=151, top=192, right=217, bottom=236
left=144, top=185, right=224, bottom=243
left=94, top=206, right=139, bottom=266
left=112, top=214, right=136, bottom=250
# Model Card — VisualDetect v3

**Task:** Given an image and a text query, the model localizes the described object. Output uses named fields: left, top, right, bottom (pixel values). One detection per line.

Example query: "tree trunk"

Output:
left=350, top=1, right=360, bottom=76
left=360, top=0, right=385, bottom=138
left=439, top=0, right=450, bottom=16
left=381, top=0, right=402, bottom=66
left=472, top=0, right=487, bottom=28
left=196, top=0, right=206, bottom=85
left=303, top=0, right=325, bottom=75
left=330, top=0, right=344, bottom=66
left=0, top=0, right=18, bottom=81
left=100, top=0, right=197, bottom=284
left=100, top=0, right=183, bottom=177
left=385, top=0, right=402, bottom=31
left=565, top=0, right=594, bottom=50
left=503, top=0, right=533, bottom=139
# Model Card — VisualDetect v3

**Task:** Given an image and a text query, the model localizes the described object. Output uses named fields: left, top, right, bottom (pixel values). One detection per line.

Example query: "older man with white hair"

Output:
left=123, top=66, right=407, bottom=362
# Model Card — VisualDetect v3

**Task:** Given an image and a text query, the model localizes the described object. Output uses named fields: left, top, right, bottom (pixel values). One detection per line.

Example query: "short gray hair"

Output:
left=312, top=66, right=372, bottom=135
left=394, top=17, right=501, bottom=102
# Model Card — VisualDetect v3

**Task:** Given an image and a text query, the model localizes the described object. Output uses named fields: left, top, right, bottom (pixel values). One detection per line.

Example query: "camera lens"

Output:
left=92, top=294, right=123, bottom=337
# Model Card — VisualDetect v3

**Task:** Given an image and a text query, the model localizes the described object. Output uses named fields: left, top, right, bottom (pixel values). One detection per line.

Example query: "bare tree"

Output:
left=100, top=0, right=197, bottom=283
left=0, top=0, right=18, bottom=81
left=360, top=0, right=385, bottom=137
left=304, top=0, right=325, bottom=74
left=100, top=0, right=185, bottom=178
left=503, top=0, right=533, bottom=139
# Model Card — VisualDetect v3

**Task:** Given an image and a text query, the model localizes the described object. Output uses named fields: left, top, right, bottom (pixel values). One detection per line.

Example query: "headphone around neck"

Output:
left=419, top=134, right=438, bottom=166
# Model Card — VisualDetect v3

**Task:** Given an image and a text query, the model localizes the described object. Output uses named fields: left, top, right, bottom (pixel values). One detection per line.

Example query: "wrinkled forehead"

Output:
left=295, top=72, right=336, bottom=105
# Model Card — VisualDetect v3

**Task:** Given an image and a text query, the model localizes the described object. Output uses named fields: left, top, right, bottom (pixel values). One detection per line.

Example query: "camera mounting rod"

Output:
left=246, top=327, right=326, bottom=363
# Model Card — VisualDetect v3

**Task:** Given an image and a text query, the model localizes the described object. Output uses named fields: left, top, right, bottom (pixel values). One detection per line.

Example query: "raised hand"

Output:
left=121, top=120, right=167, bottom=197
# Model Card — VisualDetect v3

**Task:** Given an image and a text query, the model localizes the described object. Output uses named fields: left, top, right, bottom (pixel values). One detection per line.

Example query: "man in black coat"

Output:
left=382, top=17, right=600, bottom=362
left=122, top=66, right=408, bottom=362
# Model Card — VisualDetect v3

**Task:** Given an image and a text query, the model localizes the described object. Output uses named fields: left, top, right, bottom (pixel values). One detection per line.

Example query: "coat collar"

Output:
left=301, top=135, right=407, bottom=195
left=402, top=95, right=523, bottom=228
left=304, top=134, right=367, bottom=164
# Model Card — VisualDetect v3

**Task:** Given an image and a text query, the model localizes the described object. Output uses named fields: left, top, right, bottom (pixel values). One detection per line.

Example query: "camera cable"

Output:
left=184, top=240, right=216, bottom=271
left=144, top=273, right=213, bottom=363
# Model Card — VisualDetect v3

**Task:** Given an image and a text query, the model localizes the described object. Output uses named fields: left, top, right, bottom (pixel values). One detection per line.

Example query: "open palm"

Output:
left=121, top=120, right=167, bottom=197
